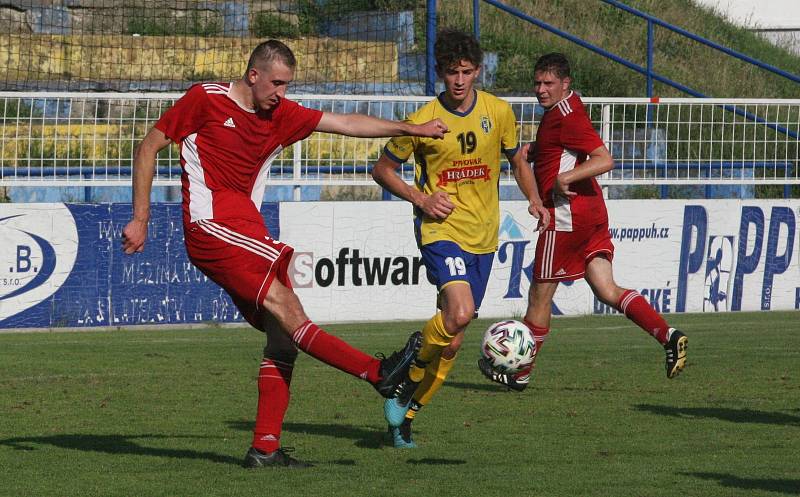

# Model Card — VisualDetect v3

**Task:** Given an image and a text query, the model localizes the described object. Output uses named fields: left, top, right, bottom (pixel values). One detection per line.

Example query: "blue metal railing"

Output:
left=4, top=161, right=792, bottom=180
left=604, top=0, right=800, bottom=88
left=425, top=0, right=438, bottom=96
left=462, top=0, right=799, bottom=141
left=438, top=0, right=700, bottom=97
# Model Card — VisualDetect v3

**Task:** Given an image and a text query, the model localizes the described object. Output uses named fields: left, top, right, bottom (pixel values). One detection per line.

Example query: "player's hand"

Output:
left=554, top=174, right=577, bottom=199
left=121, top=219, right=148, bottom=254
left=421, top=191, right=454, bottom=220
left=417, top=118, right=449, bottom=139
left=523, top=142, right=537, bottom=163
left=528, top=202, right=550, bottom=232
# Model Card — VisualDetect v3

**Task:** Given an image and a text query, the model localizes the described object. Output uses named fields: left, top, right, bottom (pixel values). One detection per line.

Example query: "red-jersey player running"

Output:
left=479, top=53, right=688, bottom=391
left=121, top=40, right=449, bottom=468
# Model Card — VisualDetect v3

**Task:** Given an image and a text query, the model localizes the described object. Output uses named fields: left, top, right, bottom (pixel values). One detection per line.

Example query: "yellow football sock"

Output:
left=411, top=353, right=457, bottom=408
left=409, top=312, right=452, bottom=382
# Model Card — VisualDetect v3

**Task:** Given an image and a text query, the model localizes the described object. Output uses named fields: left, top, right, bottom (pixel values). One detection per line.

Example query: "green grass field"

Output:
left=1, top=311, right=799, bottom=497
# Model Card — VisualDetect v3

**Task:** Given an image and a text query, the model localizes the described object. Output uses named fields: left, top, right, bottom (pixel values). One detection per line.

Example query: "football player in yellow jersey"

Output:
left=372, top=29, right=550, bottom=448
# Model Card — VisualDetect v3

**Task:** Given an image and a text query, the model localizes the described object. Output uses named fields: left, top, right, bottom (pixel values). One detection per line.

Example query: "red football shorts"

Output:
left=183, top=217, right=294, bottom=330
left=533, top=222, right=614, bottom=282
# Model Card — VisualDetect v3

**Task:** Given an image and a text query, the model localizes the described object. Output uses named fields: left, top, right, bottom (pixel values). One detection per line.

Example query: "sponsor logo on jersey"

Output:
left=437, top=161, right=490, bottom=187
left=224, top=117, right=236, bottom=128
left=480, top=115, right=492, bottom=134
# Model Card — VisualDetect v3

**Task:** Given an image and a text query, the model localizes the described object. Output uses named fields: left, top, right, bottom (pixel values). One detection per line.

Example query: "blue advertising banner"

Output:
left=2, top=199, right=798, bottom=329
left=0, top=203, right=279, bottom=328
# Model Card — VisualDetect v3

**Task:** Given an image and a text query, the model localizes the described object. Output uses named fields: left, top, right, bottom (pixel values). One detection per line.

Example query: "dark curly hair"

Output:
left=434, top=29, right=483, bottom=73
left=533, top=53, right=571, bottom=80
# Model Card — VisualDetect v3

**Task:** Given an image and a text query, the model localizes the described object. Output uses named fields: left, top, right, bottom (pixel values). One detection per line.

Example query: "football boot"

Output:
left=664, top=328, right=688, bottom=379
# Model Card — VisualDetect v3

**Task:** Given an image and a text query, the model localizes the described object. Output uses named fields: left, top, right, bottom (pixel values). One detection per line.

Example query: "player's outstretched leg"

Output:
left=664, top=328, right=688, bottom=378
left=243, top=447, right=312, bottom=468
left=387, top=418, right=417, bottom=448
left=373, top=331, right=423, bottom=398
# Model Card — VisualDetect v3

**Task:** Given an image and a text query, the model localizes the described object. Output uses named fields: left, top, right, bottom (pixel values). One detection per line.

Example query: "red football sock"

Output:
left=291, top=320, right=380, bottom=382
left=524, top=320, right=551, bottom=355
left=517, top=321, right=550, bottom=380
left=617, top=290, right=670, bottom=344
left=252, top=357, right=293, bottom=453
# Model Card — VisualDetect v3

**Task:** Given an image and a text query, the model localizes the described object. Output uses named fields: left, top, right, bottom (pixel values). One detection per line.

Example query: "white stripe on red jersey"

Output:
left=201, top=83, right=231, bottom=94
left=541, top=231, right=556, bottom=279
left=196, top=219, right=283, bottom=261
left=183, top=133, right=214, bottom=222
left=250, top=146, right=284, bottom=208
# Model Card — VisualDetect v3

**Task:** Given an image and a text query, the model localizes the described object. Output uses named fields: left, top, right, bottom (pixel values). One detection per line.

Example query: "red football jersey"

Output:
left=533, top=91, right=607, bottom=231
left=155, top=83, right=323, bottom=224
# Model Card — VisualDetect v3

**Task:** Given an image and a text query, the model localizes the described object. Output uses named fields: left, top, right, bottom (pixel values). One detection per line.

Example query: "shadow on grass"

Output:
left=684, top=472, right=800, bottom=495
left=0, top=434, right=240, bottom=465
left=227, top=420, right=384, bottom=449
left=633, top=404, right=800, bottom=426
left=407, top=458, right=467, bottom=465
left=443, top=380, right=516, bottom=393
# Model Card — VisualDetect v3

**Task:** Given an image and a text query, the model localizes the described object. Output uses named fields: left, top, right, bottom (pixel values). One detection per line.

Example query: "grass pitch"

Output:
left=1, top=311, right=799, bottom=497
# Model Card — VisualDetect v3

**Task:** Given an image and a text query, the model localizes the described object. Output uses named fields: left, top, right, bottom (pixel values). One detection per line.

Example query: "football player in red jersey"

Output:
left=121, top=40, right=449, bottom=468
left=479, top=53, right=687, bottom=392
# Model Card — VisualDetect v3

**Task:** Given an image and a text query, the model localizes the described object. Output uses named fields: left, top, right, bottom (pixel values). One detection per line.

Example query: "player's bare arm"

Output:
left=372, top=153, right=454, bottom=220
left=121, top=127, right=172, bottom=254
left=554, top=145, right=614, bottom=197
left=515, top=143, right=550, bottom=231
left=316, top=112, right=448, bottom=138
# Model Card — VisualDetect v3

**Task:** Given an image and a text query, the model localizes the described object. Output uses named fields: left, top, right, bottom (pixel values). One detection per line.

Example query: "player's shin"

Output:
left=412, top=352, right=457, bottom=411
left=409, top=311, right=454, bottom=382
left=510, top=321, right=549, bottom=385
left=418, top=312, right=453, bottom=362
left=384, top=313, right=454, bottom=428
left=616, top=289, right=670, bottom=344
left=252, top=350, right=296, bottom=453
left=291, top=320, right=381, bottom=382
left=524, top=320, right=550, bottom=358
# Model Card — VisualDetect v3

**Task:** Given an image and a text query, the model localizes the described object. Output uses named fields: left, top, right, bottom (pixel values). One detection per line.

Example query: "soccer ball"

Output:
left=480, top=320, right=536, bottom=374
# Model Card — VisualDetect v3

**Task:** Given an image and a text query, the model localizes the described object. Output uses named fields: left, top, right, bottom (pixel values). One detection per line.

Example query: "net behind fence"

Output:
left=0, top=93, right=797, bottom=188
left=0, top=0, right=426, bottom=94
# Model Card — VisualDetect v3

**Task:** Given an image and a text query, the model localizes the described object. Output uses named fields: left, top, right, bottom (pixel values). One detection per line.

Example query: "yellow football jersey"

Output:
left=384, top=90, right=518, bottom=253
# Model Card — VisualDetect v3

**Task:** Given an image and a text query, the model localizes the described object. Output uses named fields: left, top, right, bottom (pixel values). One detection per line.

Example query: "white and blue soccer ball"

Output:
left=480, top=320, right=536, bottom=374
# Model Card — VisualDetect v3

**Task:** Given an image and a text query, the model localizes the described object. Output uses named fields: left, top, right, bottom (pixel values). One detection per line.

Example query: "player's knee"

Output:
left=596, top=285, right=624, bottom=307
left=262, top=283, right=308, bottom=332
left=441, top=347, right=457, bottom=360
left=441, top=333, right=463, bottom=359
left=445, top=307, right=474, bottom=331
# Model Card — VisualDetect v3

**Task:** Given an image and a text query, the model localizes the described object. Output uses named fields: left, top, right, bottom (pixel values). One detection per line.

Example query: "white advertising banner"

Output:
left=280, top=200, right=800, bottom=322
left=0, top=204, right=79, bottom=323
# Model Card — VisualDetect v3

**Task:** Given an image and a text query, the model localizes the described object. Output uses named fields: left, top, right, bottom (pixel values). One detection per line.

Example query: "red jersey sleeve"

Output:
left=154, top=84, right=209, bottom=143
left=559, top=111, right=604, bottom=155
left=274, top=99, right=323, bottom=147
